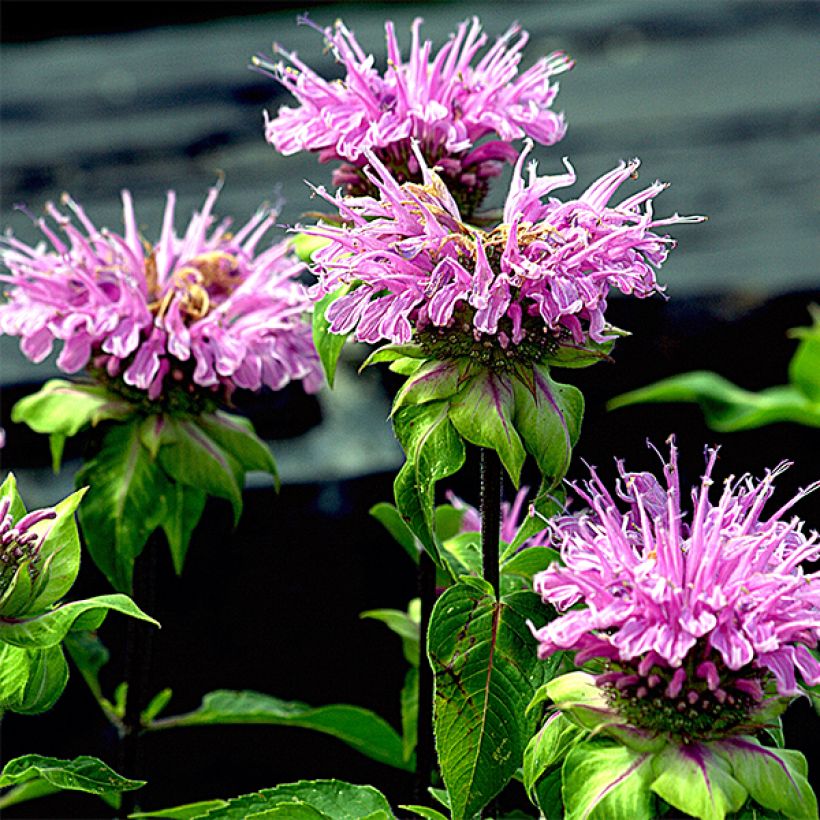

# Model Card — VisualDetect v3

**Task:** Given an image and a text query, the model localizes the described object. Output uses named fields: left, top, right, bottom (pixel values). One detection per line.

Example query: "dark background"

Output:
left=1, top=1, right=818, bottom=817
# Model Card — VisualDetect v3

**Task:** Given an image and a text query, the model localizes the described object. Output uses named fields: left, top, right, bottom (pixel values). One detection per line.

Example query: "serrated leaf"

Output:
left=428, top=581, right=555, bottom=819
left=511, top=366, right=584, bottom=488
left=370, top=502, right=420, bottom=564
left=650, top=743, right=747, bottom=820
left=158, top=417, right=243, bottom=524
left=715, top=738, right=817, bottom=819
left=563, top=740, right=654, bottom=820
left=608, top=372, right=820, bottom=431
left=160, top=481, right=207, bottom=575
left=393, top=401, right=466, bottom=565
left=448, top=370, right=526, bottom=487
left=0, top=754, right=143, bottom=808
left=0, top=593, right=158, bottom=649
left=0, top=643, right=67, bottom=714
left=10, top=379, right=131, bottom=471
left=76, top=419, right=170, bottom=592
left=313, top=286, right=352, bottom=388
left=147, top=690, right=409, bottom=772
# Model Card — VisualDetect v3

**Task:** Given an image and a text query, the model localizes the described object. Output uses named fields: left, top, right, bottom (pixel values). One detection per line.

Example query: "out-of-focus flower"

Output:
left=0, top=186, right=322, bottom=409
left=532, top=440, right=820, bottom=741
left=309, top=142, right=703, bottom=368
left=447, top=487, right=551, bottom=547
left=254, top=17, right=572, bottom=215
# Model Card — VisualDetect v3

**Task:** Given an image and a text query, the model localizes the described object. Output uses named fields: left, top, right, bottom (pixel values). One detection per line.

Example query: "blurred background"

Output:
left=1, top=1, right=818, bottom=816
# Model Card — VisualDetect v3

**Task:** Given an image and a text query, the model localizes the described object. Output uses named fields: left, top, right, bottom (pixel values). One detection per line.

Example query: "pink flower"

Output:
left=0, top=185, right=322, bottom=406
left=309, top=142, right=703, bottom=365
left=254, top=17, right=572, bottom=214
left=531, top=440, right=820, bottom=720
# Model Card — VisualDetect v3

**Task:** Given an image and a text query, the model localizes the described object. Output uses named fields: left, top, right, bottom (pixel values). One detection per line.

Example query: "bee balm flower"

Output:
left=254, top=17, right=572, bottom=215
left=0, top=186, right=322, bottom=408
left=532, top=441, right=820, bottom=739
left=310, top=141, right=703, bottom=368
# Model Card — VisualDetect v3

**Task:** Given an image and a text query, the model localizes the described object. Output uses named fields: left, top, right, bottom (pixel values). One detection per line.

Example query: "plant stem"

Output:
left=117, top=532, right=159, bottom=818
left=414, top=549, right=436, bottom=802
left=480, top=448, right=502, bottom=598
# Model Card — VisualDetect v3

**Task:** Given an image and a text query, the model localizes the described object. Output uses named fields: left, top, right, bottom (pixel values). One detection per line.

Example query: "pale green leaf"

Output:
left=313, top=286, right=352, bottom=388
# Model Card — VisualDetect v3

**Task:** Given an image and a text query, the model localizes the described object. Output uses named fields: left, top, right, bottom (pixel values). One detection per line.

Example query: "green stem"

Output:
left=480, top=448, right=502, bottom=598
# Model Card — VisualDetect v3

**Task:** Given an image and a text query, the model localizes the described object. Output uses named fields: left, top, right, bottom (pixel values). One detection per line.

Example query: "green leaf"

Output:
left=562, top=740, right=655, bottom=820
left=360, top=343, right=428, bottom=370
left=0, top=593, right=158, bottom=649
left=400, top=668, right=419, bottom=763
left=26, top=487, right=86, bottom=613
left=650, top=743, right=747, bottom=820
left=76, top=419, right=170, bottom=592
left=360, top=606, right=419, bottom=666
left=428, top=580, right=555, bottom=819
left=393, top=401, right=466, bottom=565
left=313, top=286, right=352, bottom=388
left=398, top=806, right=449, bottom=820
left=0, top=754, right=143, bottom=809
left=716, top=737, right=817, bottom=819
left=185, top=779, right=395, bottom=819
left=370, top=502, right=420, bottom=564
left=141, top=687, right=174, bottom=724
left=608, top=372, right=820, bottom=431
left=0, top=643, right=68, bottom=714
left=130, top=801, right=229, bottom=819
left=440, top=531, right=482, bottom=580
left=197, top=411, right=278, bottom=483
left=0, top=778, right=62, bottom=811
left=434, top=504, right=465, bottom=542
left=523, top=711, right=586, bottom=796
left=448, top=369, right=526, bottom=487
left=158, top=417, right=243, bottom=525
left=160, top=481, right=207, bottom=575
left=10, top=379, right=131, bottom=471
left=511, top=365, right=584, bottom=488
left=64, top=630, right=116, bottom=719
left=788, top=305, right=820, bottom=402
left=545, top=335, right=618, bottom=370
left=147, top=690, right=410, bottom=772
left=531, top=672, right=620, bottom=734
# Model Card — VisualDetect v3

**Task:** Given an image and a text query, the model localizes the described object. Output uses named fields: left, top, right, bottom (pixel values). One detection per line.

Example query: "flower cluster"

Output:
left=254, top=17, right=572, bottom=214
left=531, top=441, right=820, bottom=740
left=0, top=186, right=323, bottom=409
left=309, top=142, right=703, bottom=367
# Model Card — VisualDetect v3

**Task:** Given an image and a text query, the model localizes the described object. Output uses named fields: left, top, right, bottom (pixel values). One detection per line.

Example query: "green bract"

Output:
left=12, top=380, right=278, bottom=592
left=524, top=672, right=818, bottom=820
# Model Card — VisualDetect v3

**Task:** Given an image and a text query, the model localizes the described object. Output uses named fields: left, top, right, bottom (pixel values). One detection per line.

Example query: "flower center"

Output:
left=414, top=303, right=561, bottom=370
left=149, top=251, right=241, bottom=322
left=598, top=656, right=765, bottom=742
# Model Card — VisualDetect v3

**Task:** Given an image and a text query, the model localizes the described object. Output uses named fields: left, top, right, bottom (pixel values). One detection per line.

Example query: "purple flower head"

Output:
left=447, top=486, right=551, bottom=548
left=0, top=186, right=323, bottom=409
left=531, top=440, right=820, bottom=740
left=309, top=141, right=703, bottom=368
left=254, top=16, right=572, bottom=215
